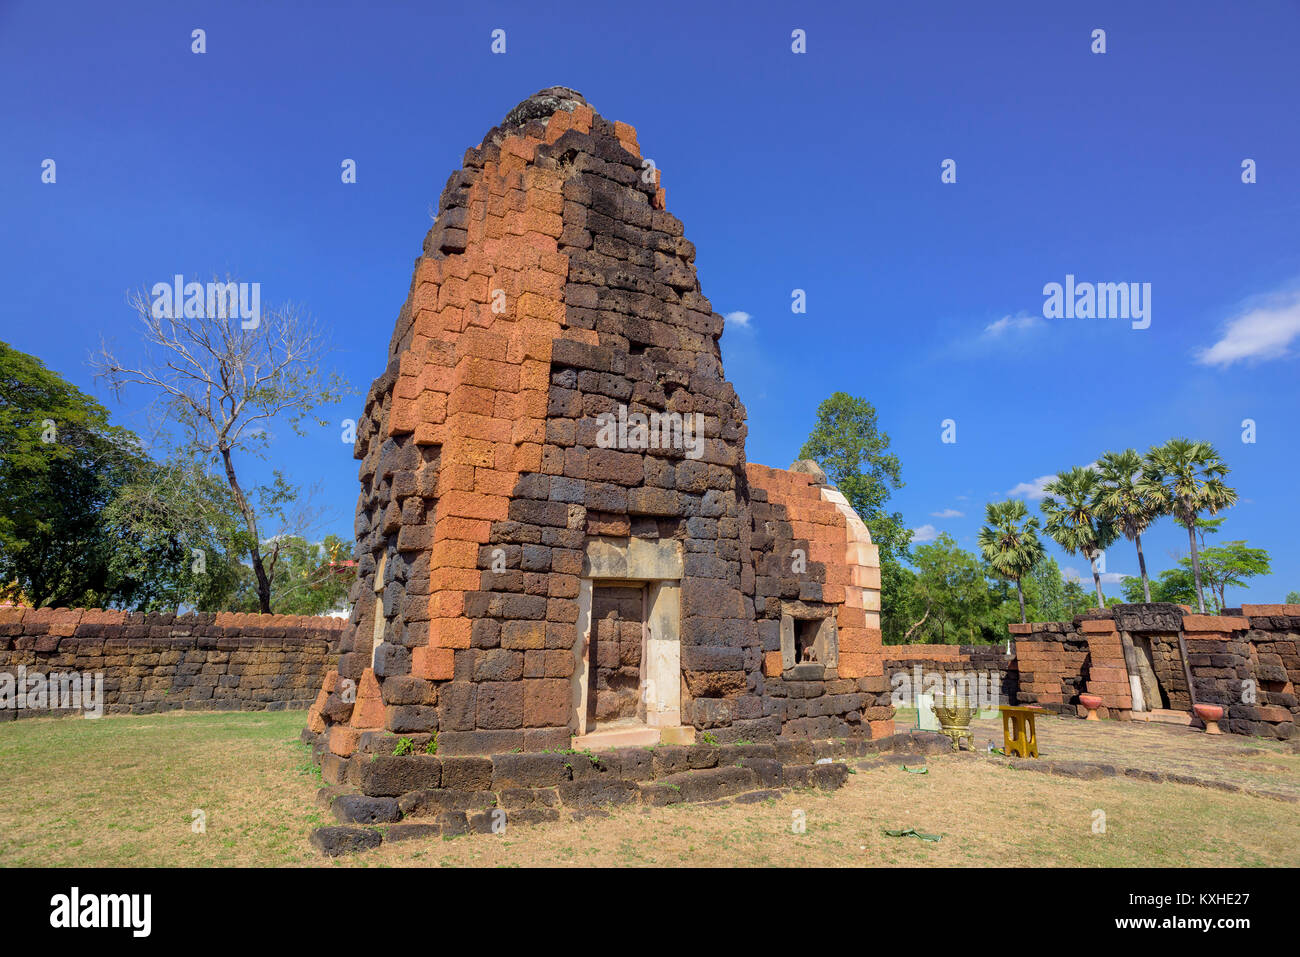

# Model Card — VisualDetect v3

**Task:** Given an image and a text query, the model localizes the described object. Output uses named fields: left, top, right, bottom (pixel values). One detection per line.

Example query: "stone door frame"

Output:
left=572, top=537, right=684, bottom=736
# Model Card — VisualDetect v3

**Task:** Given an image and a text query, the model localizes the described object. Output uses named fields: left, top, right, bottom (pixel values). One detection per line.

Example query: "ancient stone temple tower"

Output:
left=308, top=88, right=887, bottom=758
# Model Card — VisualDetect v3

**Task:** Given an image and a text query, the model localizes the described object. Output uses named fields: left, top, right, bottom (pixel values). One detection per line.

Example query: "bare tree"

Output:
left=93, top=281, right=349, bottom=612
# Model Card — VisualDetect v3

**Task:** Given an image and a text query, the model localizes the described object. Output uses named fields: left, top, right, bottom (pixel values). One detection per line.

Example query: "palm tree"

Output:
left=978, top=500, right=1045, bottom=623
left=1138, top=439, right=1238, bottom=614
left=1040, top=466, right=1119, bottom=608
left=1096, top=449, right=1163, bottom=602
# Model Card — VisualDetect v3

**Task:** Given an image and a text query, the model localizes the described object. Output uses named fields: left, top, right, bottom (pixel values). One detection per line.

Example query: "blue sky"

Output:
left=3, top=0, right=1298, bottom=602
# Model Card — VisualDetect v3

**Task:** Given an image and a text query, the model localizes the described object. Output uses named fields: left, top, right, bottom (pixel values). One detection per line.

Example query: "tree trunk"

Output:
left=1016, top=579, right=1026, bottom=623
left=1186, top=520, right=1206, bottom=614
left=903, top=599, right=931, bottom=642
left=219, top=444, right=273, bottom=613
left=1135, top=532, right=1151, bottom=602
left=1090, top=551, right=1106, bottom=608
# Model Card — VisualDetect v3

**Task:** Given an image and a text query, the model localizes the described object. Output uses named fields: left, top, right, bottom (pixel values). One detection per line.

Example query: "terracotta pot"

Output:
left=1194, top=703, right=1224, bottom=735
left=1078, top=693, right=1103, bottom=721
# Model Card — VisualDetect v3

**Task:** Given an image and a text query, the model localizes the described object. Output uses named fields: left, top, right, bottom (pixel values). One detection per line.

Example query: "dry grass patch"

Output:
left=1, top=711, right=1295, bottom=867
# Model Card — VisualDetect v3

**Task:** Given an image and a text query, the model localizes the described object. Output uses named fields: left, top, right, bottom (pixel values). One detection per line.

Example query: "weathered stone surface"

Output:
left=292, top=88, right=893, bottom=756
left=310, top=826, right=382, bottom=857
left=358, top=755, right=442, bottom=797
left=331, top=794, right=402, bottom=825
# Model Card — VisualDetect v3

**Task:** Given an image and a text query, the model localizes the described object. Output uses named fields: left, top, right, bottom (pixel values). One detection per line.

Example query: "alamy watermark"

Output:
left=150, top=275, right=261, bottom=329
left=595, top=403, right=704, bottom=459
left=1, top=667, right=104, bottom=717
left=890, top=666, right=1002, bottom=711
left=1043, top=274, right=1150, bottom=330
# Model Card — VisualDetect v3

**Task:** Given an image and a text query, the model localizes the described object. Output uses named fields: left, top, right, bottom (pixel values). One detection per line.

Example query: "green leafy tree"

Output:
left=904, top=533, right=991, bottom=643
left=232, top=534, right=352, bottom=615
left=797, top=392, right=911, bottom=640
left=1121, top=567, right=1199, bottom=607
left=94, top=286, right=351, bottom=612
left=977, top=500, right=1045, bottom=623
left=1138, top=439, right=1238, bottom=614
left=1286, top=590, right=1300, bottom=605
left=1096, top=449, right=1162, bottom=601
left=1040, top=467, right=1119, bottom=608
left=0, top=342, right=143, bottom=607
left=1026, top=555, right=1069, bottom=622
left=1196, top=541, right=1270, bottom=611
left=100, top=457, right=249, bottom=611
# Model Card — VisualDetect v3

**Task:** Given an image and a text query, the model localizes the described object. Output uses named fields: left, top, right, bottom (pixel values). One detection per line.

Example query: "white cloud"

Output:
left=982, top=313, right=1044, bottom=337
left=1008, top=474, right=1055, bottom=500
left=1009, top=464, right=1098, bottom=500
left=911, top=524, right=939, bottom=543
left=1196, top=288, right=1300, bottom=366
left=930, top=508, right=964, bottom=518
left=1063, top=567, right=1129, bottom=586
left=724, top=310, right=752, bottom=329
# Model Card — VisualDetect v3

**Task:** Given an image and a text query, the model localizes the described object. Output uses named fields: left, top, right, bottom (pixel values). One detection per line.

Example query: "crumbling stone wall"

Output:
left=0, top=607, right=342, bottom=718
left=310, top=89, right=885, bottom=757
left=1009, top=603, right=1300, bottom=738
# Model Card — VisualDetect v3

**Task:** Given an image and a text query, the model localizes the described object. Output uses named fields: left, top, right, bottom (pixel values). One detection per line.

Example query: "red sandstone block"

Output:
left=821, top=583, right=846, bottom=604
left=433, top=617, right=472, bottom=650
left=1255, top=705, right=1292, bottom=722
left=348, top=670, right=382, bottom=733
left=569, top=104, right=594, bottom=132
left=458, top=413, right=513, bottom=444
left=518, top=362, right=550, bottom=395
left=456, top=330, right=507, bottom=364
left=510, top=443, right=543, bottom=473
left=412, top=645, right=454, bottom=681
left=438, top=463, right=476, bottom=493
left=431, top=539, right=478, bottom=569
left=388, top=402, right=417, bottom=436
left=1241, top=604, right=1285, bottom=616
left=456, top=356, right=519, bottom=392
left=438, top=276, right=469, bottom=310
left=1079, top=619, right=1117, bottom=634
left=432, top=568, right=480, bottom=593
left=522, top=333, right=553, bottom=362
left=416, top=391, right=446, bottom=425
left=838, top=652, right=868, bottom=679
left=544, top=108, right=573, bottom=142
left=1183, top=615, right=1249, bottom=632
left=0, top=607, right=26, bottom=625
left=440, top=490, right=509, bottom=522
left=438, top=517, right=491, bottom=543
left=307, top=690, right=328, bottom=733
left=763, top=651, right=783, bottom=677
left=838, top=628, right=868, bottom=655
left=329, top=725, right=363, bottom=757
left=450, top=436, right=496, bottom=469
left=512, top=418, right=546, bottom=445
left=838, top=606, right=866, bottom=629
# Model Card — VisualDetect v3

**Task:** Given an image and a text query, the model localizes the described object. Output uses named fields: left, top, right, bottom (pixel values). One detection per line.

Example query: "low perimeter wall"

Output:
left=0, top=607, right=344, bottom=719
left=1010, top=603, right=1299, bottom=739
left=884, top=643, right=1019, bottom=706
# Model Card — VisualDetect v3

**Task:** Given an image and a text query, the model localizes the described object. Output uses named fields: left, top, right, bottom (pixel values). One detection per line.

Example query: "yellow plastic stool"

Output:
left=1000, top=705, right=1043, bottom=758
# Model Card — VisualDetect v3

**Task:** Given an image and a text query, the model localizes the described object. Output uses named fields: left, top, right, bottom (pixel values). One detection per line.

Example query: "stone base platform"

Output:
left=305, top=730, right=943, bottom=857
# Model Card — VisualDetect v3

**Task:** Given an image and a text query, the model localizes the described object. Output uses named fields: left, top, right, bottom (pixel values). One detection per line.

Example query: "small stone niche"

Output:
left=780, top=610, right=839, bottom=672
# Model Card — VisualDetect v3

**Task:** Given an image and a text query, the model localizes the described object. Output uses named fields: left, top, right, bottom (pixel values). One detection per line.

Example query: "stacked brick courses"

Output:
left=1007, top=603, right=1300, bottom=737
left=310, top=88, right=885, bottom=755
left=0, top=607, right=341, bottom=717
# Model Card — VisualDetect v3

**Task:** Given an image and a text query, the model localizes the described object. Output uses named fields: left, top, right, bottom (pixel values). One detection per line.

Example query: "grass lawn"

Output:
left=1, top=710, right=1296, bottom=867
